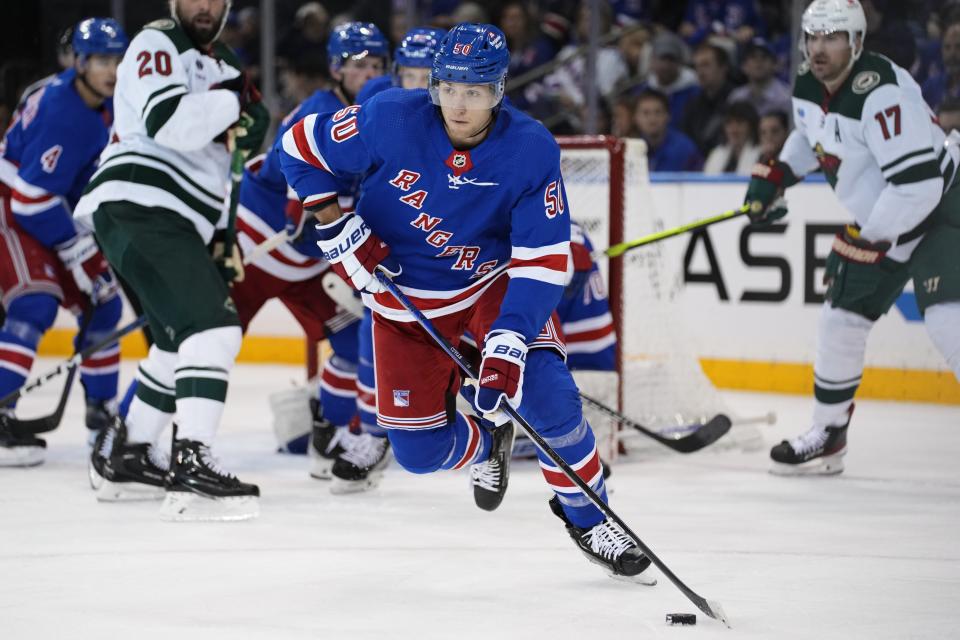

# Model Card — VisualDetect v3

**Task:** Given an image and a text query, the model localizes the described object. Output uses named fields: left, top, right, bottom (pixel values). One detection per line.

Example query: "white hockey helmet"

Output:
left=800, top=0, right=867, bottom=62
left=168, top=0, right=233, bottom=44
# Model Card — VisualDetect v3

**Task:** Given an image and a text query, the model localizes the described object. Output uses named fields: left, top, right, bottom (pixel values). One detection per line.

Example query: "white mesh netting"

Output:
left=560, top=137, right=762, bottom=459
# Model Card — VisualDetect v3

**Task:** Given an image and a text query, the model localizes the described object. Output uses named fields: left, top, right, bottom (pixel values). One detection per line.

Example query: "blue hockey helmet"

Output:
left=72, top=18, right=129, bottom=60
left=328, top=22, right=390, bottom=69
left=395, top=27, right=446, bottom=69
left=429, top=23, right=509, bottom=110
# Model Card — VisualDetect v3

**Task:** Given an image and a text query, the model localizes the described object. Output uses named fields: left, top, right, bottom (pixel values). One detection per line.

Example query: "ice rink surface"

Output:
left=2, top=361, right=958, bottom=640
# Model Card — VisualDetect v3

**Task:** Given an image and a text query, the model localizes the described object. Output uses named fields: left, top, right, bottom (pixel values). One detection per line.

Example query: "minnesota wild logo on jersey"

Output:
left=813, top=142, right=841, bottom=187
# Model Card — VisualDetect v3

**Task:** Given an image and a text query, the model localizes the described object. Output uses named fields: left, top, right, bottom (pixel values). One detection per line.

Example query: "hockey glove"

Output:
left=55, top=234, right=119, bottom=304
left=744, top=159, right=797, bottom=225
left=823, top=225, right=892, bottom=305
left=315, top=213, right=401, bottom=294
left=284, top=198, right=328, bottom=258
left=211, top=232, right=245, bottom=284
left=475, top=330, right=527, bottom=424
left=232, top=102, right=270, bottom=156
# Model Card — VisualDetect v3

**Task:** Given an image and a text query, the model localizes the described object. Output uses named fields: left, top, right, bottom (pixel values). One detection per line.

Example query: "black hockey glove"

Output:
left=744, top=159, right=797, bottom=225
left=823, top=225, right=892, bottom=305
left=216, top=70, right=262, bottom=111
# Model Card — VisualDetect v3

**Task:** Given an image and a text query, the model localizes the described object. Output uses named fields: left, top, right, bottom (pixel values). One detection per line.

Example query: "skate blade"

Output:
left=609, top=570, right=658, bottom=586
left=0, top=447, right=45, bottom=468
left=309, top=455, right=335, bottom=480
left=770, top=452, right=845, bottom=477
left=330, top=473, right=383, bottom=495
left=159, top=491, right=259, bottom=522
left=89, top=464, right=164, bottom=501
left=580, top=552, right=658, bottom=586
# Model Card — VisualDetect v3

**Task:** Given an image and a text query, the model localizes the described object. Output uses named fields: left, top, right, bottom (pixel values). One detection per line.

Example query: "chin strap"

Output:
left=76, top=69, right=108, bottom=104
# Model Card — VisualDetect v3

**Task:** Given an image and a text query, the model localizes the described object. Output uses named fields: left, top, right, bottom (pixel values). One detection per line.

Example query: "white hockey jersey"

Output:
left=781, top=51, right=959, bottom=262
left=74, top=18, right=241, bottom=243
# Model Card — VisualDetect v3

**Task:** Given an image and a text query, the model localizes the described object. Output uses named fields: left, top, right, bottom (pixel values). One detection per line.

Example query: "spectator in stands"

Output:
left=543, top=2, right=628, bottom=113
left=612, top=94, right=637, bottom=137
left=615, top=23, right=652, bottom=89
left=681, top=42, right=735, bottom=154
left=500, top=1, right=576, bottom=113
left=679, top=0, right=765, bottom=46
left=938, top=98, right=960, bottom=133
left=611, top=0, right=652, bottom=26
left=278, top=2, right=330, bottom=70
left=704, top=101, right=760, bottom=175
left=633, top=89, right=703, bottom=171
left=862, top=0, right=917, bottom=71
left=636, top=32, right=699, bottom=125
left=727, top=37, right=791, bottom=117
left=923, top=21, right=960, bottom=110
left=278, top=50, right=329, bottom=112
left=758, top=109, right=790, bottom=160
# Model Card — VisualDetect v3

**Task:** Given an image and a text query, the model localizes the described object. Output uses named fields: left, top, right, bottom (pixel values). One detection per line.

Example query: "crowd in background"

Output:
left=4, top=0, right=960, bottom=175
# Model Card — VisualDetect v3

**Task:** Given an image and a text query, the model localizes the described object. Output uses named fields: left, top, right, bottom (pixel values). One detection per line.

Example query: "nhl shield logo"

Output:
left=445, top=149, right=474, bottom=176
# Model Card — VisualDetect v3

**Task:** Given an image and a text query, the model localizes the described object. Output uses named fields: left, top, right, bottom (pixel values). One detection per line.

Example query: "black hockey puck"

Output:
left=666, top=613, right=697, bottom=625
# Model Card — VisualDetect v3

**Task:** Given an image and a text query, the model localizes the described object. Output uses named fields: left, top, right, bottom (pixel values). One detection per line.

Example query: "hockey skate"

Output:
left=470, top=421, right=515, bottom=511
left=770, top=406, right=852, bottom=476
left=85, top=397, right=117, bottom=446
left=160, top=434, right=260, bottom=521
left=549, top=496, right=656, bottom=585
left=0, top=411, right=46, bottom=467
left=331, top=433, right=391, bottom=494
left=88, top=416, right=167, bottom=501
left=308, top=398, right=356, bottom=480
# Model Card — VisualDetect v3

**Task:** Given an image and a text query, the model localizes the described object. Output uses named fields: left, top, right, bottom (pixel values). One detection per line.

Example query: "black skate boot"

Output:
left=0, top=411, right=46, bottom=468
left=770, top=405, right=853, bottom=476
left=88, top=416, right=167, bottom=501
left=308, top=398, right=356, bottom=480
left=549, top=496, right=656, bottom=585
left=331, top=433, right=391, bottom=494
left=85, top=398, right=116, bottom=446
left=160, top=432, right=260, bottom=521
left=470, top=421, right=515, bottom=511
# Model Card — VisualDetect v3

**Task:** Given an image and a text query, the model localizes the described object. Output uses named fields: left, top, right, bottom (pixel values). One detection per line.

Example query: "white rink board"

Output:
left=641, top=178, right=946, bottom=371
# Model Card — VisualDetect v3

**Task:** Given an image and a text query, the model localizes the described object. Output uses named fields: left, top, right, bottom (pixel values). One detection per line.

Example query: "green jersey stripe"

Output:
left=138, top=366, right=175, bottom=393
left=140, top=84, right=187, bottom=118
left=98, top=150, right=223, bottom=204
left=888, top=160, right=942, bottom=185
left=86, top=164, right=221, bottom=223
left=880, top=148, right=936, bottom=172
left=145, top=94, right=183, bottom=137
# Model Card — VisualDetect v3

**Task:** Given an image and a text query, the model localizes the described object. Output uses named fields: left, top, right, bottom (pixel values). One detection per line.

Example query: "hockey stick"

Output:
left=579, top=392, right=731, bottom=454
left=4, top=308, right=95, bottom=435
left=602, top=204, right=750, bottom=258
left=374, top=271, right=730, bottom=627
left=3, top=316, right=148, bottom=434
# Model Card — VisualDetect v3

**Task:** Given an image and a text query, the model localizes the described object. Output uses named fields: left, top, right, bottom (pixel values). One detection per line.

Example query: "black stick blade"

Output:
left=667, top=414, right=732, bottom=453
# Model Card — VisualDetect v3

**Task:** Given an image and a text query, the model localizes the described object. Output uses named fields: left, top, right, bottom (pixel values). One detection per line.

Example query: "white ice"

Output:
left=2, top=361, right=959, bottom=640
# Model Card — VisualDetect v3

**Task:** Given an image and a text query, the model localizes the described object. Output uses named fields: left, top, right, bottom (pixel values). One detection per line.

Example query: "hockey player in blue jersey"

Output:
left=0, top=18, right=127, bottom=467
left=280, top=23, right=653, bottom=583
left=328, top=25, right=449, bottom=490
left=357, top=26, right=446, bottom=103
left=560, top=221, right=616, bottom=371
left=233, top=22, right=390, bottom=493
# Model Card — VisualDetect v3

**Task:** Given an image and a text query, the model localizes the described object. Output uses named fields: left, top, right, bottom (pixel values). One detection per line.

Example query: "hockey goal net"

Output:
left=557, top=136, right=756, bottom=459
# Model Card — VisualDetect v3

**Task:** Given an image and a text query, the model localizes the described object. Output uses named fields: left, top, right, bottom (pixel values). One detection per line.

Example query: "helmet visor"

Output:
left=429, top=78, right=503, bottom=110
